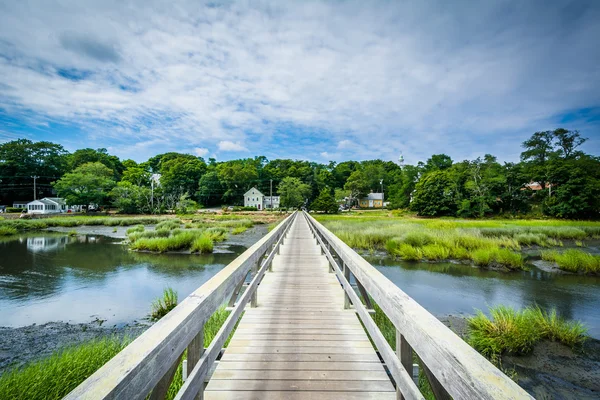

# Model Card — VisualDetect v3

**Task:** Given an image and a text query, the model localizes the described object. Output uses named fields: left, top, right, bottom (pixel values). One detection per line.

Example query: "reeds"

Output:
left=541, top=249, right=600, bottom=274
left=468, top=305, right=587, bottom=358
left=0, top=226, right=17, bottom=236
left=0, top=336, right=130, bottom=400
left=191, top=234, right=214, bottom=254
left=150, top=287, right=178, bottom=321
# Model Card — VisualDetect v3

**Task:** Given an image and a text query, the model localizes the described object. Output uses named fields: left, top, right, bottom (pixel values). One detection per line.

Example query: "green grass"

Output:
left=0, top=226, right=17, bottom=236
left=126, top=224, right=145, bottom=234
left=315, top=213, right=600, bottom=270
left=468, top=305, right=588, bottom=358
left=0, top=216, right=168, bottom=234
left=155, top=220, right=182, bottom=231
left=130, top=231, right=199, bottom=252
left=0, top=336, right=130, bottom=400
left=541, top=249, right=600, bottom=274
left=231, top=226, right=248, bottom=235
left=150, top=287, right=179, bottom=321
left=67, top=230, right=77, bottom=237
left=0, top=306, right=237, bottom=400
left=191, top=234, right=214, bottom=254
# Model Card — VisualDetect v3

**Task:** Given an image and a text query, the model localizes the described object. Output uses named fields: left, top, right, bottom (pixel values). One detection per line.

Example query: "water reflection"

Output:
left=365, top=255, right=600, bottom=339
left=0, top=234, right=246, bottom=327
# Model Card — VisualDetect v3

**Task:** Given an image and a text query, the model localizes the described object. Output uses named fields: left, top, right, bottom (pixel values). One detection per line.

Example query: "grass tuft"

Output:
left=150, top=287, right=178, bottom=321
left=191, top=234, right=214, bottom=254
left=468, top=305, right=587, bottom=357
left=541, top=249, right=600, bottom=274
left=126, top=225, right=145, bottom=234
left=0, top=226, right=17, bottom=236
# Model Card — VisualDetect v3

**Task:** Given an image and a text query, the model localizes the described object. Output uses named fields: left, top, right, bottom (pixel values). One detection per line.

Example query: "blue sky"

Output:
left=0, top=0, right=599, bottom=164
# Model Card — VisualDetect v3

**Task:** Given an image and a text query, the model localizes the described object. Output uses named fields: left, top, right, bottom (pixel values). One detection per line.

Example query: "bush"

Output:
left=6, top=207, right=25, bottom=213
left=0, top=336, right=130, bottom=400
left=150, top=287, right=178, bottom=321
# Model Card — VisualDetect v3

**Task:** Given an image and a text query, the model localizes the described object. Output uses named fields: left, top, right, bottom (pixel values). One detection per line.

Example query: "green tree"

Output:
left=278, top=177, right=311, bottom=208
left=110, top=181, right=152, bottom=214
left=344, top=170, right=370, bottom=204
left=68, top=148, right=124, bottom=179
left=197, top=171, right=223, bottom=207
left=310, top=189, right=339, bottom=213
left=159, top=156, right=207, bottom=198
left=53, top=162, right=116, bottom=208
left=410, top=170, right=458, bottom=216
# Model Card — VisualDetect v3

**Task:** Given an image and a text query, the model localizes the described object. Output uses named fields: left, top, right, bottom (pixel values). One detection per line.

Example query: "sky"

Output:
left=0, top=0, right=599, bottom=164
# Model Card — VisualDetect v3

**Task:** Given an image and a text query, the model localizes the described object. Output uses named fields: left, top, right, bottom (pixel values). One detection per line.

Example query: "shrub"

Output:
left=191, top=234, right=214, bottom=254
left=6, top=207, right=25, bottom=213
left=151, top=287, right=178, bottom=321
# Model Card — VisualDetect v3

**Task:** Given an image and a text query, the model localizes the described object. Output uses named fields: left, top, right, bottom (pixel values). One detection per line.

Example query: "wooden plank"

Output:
left=215, top=361, right=385, bottom=371
left=223, top=346, right=375, bottom=354
left=210, top=370, right=390, bottom=381
left=232, top=334, right=369, bottom=341
left=204, top=392, right=396, bottom=400
left=205, top=380, right=395, bottom=392
left=227, top=340, right=374, bottom=348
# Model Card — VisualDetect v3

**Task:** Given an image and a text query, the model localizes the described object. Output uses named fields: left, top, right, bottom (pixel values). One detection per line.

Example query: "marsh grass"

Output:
left=155, top=220, right=182, bottom=231
left=191, top=234, right=214, bottom=253
left=0, top=226, right=17, bottom=236
left=541, top=249, right=600, bottom=274
left=316, top=214, right=600, bottom=269
left=130, top=231, right=200, bottom=252
left=468, top=305, right=587, bottom=358
left=126, top=224, right=145, bottom=234
left=0, top=336, right=130, bottom=400
left=0, top=216, right=168, bottom=234
left=232, top=226, right=248, bottom=235
left=151, top=287, right=178, bottom=321
left=67, top=230, right=77, bottom=237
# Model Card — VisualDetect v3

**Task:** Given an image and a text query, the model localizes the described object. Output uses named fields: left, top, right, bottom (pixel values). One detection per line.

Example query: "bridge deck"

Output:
left=205, top=215, right=395, bottom=399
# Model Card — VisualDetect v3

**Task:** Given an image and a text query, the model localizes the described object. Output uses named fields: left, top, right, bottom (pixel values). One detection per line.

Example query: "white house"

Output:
left=13, top=201, right=31, bottom=209
left=27, top=197, right=67, bottom=214
left=243, top=187, right=280, bottom=210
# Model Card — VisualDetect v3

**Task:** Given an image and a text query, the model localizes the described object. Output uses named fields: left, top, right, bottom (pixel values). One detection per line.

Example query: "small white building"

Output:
left=13, top=201, right=31, bottom=209
left=27, top=197, right=67, bottom=214
left=243, top=187, right=280, bottom=210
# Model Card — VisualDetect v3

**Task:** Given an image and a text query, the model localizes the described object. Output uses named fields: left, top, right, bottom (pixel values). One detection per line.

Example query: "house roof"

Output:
left=28, top=198, right=66, bottom=206
left=244, top=187, right=264, bottom=196
left=44, top=197, right=66, bottom=205
left=362, top=193, right=383, bottom=200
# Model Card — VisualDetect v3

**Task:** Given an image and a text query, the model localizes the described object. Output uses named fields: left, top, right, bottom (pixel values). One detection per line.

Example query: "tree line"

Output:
left=0, top=128, right=598, bottom=218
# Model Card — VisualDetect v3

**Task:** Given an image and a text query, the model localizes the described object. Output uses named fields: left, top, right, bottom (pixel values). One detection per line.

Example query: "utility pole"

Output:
left=151, top=179, right=154, bottom=212
left=270, top=179, right=273, bottom=210
left=380, top=179, right=384, bottom=208
left=32, top=176, right=39, bottom=200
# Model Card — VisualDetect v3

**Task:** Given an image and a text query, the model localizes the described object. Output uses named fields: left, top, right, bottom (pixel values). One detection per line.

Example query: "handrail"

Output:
left=66, top=211, right=297, bottom=400
left=303, top=211, right=533, bottom=400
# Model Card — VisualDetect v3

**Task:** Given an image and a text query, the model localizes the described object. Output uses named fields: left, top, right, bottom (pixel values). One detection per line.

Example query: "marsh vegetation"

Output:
left=317, top=212, right=600, bottom=272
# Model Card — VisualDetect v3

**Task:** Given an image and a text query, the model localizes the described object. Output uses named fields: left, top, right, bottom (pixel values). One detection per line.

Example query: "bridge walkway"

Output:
left=204, top=214, right=395, bottom=399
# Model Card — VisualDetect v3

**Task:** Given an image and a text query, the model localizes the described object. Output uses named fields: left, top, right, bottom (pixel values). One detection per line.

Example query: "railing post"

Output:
left=343, top=263, right=351, bottom=309
left=419, top=360, right=452, bottom=400
left=396, top=331, right=413, bottom=400
left=251, top=261, right=259, bottom=308
left=149, top=352, right=184, bottom=400
left=187, top=328, right=205, bottom=400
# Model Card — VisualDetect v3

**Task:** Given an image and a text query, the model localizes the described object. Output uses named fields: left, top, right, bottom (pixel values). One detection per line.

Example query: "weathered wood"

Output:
left=307, top=214, right=423, bottom=400
left=420, top=360, right=452, bottom=400
left=204, top=392, right=396, bottom=400
left=343, top=262, right=351, bottom=309
left=227, top=276, right=246, bottom=307
left=356, top=278, right=374, bottom=310
left=305, top=212, right=534, bottom=400
left=65, top=212, right=296, bottom=400
left=397, top=332, right=413, bottom=400
left=174, top=214, right=297, bottom=400
left=187, top=330, right=204, bottom=400
left=149, top=352, right=184, bottom=400
left=204, top=216, right=395, bottom=399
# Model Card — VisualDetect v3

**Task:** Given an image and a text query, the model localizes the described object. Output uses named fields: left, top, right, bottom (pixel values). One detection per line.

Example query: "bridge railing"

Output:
left=65, top=211, right=297, bottom=400
left=303, top=211, right=533, bottom=400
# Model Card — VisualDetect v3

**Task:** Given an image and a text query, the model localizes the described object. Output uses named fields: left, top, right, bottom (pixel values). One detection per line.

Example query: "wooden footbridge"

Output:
left=67, top=212, right=532, bottom=400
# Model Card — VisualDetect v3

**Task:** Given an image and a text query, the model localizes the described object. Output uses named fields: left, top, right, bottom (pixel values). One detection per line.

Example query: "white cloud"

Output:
left=218, top=140, right=248, bottom=152
left=0, top=1, right=598, bottom=163
left=193, top=147, right=209, bottom=157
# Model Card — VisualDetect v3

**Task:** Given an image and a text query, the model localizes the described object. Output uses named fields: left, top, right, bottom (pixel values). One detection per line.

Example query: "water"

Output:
left=365, top=255, right=600, bottom=339
left=2, top=233, right=600, bottom=340
left=0, top=233, right=244, bottom=327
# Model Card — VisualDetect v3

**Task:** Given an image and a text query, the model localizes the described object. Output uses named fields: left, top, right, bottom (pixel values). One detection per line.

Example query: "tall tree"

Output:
left=53, top=162, right=116, bottom=208
left=278, top=177, right=311, bottom=208
left=69, top=148, right=124, bottom=179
